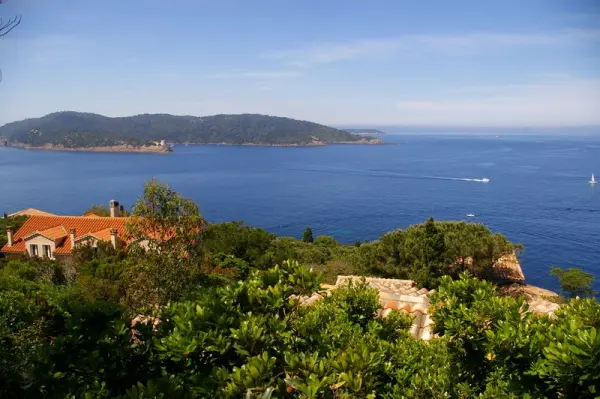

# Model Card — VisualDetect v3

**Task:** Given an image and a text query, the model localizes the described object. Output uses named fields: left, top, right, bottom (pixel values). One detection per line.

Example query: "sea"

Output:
left=1, top=134, right=599, bottom=294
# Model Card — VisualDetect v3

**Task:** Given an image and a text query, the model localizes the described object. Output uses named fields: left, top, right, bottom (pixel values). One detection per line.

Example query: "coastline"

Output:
left=6, top=137, right=384, bottom=153
left=183, top=137, right=385, bottom=147
left=10, top=144, right=171, bottom=154
left=334, top=138, right=385, bottom=145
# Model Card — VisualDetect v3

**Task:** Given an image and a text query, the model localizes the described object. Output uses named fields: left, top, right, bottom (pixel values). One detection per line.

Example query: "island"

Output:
left=0, top=112, right=383, bottom=152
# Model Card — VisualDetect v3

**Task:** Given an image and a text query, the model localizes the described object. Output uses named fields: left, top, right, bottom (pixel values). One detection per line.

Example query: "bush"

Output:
left=349, top=219, right=519, bottom=288
left=550, top=266, right=595, bottom=298
left=311, top=259, right=355, bottom=285
left=431, top=273, right=600, bottom=398
left=1, top=255, right=598, bottom=398
left=328, top=278, right=380, bottom=328
left=202, top=222, right=276, bottom=269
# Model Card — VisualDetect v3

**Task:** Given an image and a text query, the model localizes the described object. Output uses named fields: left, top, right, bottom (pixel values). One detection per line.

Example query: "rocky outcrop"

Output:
left=491, top=253, right=525, bottom=283
left=499, top=284, right=561, bottom=316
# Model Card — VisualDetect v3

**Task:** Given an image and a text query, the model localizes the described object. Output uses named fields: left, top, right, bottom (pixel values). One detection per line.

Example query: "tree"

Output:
left=550, top=266, right=594, bottom=298
left=302, top=227, right=313, bottom=243
left=83, top=204, right=129, bottom=217
left=411, top=217, right=448, bottom=288
left=201, top=221, right=275, bottom=270
left=123, top=179, right=205, bottom=308
left=0, top=0, right=22, bottom=85
left=0, top=214, right=28, bottom=251
left=83, top=205, right=111, bottom=217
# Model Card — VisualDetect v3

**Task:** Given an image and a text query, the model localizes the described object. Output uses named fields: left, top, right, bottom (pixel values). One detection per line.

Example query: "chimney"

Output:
left=6, top=227, right=13, bottom=247
left=109, top=200, right=121, bottom=217
left=110, top=228, right=118, bottom=249
left=69, top=228, right=76, bottom=249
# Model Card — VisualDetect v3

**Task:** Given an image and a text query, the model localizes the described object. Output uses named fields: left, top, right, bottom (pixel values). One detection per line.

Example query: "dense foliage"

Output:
left=550, top=266, right=595, bottom=298
left=83, top=204, right=111, bottom=217
left=0, top=112, right=369, bottom=147
left=1, top=179, right=597, bottom=397
left=199, top=215, right=518, bottom=288
left=1, top=258, right=598, bottom=398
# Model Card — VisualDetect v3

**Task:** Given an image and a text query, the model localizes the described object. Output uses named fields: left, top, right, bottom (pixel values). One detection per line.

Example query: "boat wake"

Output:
left=428, top=176, right=490, bottom=183
left=289, top=167, right=491, bottom=183
left=467, top=178, right=490, bottom=183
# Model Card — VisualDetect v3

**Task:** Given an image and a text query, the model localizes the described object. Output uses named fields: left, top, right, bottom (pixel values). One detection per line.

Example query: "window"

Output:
left=42, top=245, right=52, bottom=258
left=30, top=244, right=39, bottom=257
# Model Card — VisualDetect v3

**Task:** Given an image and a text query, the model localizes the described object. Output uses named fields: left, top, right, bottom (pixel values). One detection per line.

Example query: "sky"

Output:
left=0, top=0, right=599, bottom=127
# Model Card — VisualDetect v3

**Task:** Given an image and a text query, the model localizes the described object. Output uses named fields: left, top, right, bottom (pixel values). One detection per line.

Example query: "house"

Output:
left=151, top=139, right=167, bottom=147
left=8, top=208, right=57, bottom=217
left=2, top=200, right=128, bottom=261
left=335, top=276, right=435, bottom=340
left=292, top=276, right=434, bottom=340
left=294, top=274, right=560, bottom=341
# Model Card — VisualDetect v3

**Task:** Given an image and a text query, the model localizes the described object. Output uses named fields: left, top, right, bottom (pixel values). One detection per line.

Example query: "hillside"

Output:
left=0, top=112, right=382, bottom=148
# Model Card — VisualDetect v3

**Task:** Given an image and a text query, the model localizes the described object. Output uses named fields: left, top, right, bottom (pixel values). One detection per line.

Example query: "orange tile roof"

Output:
left=8, top=208, right=57, bottom=217
left=23, top=226, right=68, bottom=241
left=75, top=227, right=123, bottom=245
left=86, top=227, right=114, bottom=241
left=82, top=212, right=103, bottom=218
left=2, top=215, right=129, bottom=255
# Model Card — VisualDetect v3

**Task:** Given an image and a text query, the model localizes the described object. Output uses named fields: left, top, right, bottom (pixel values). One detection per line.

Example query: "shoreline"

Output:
left=10, top=144, right=171, bottom=154
left=182, top=138, right=385, bottom=147
left=5, top=137, right=384, bottom=153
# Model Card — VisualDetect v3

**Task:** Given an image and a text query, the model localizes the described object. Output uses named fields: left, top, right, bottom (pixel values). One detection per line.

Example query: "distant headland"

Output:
left=0, top=112, right=383, bottom=153
left=342, top=128, right=387, bottom=135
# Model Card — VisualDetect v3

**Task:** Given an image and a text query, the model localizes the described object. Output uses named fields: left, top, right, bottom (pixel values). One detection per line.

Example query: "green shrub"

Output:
left=328, top=278, right=380, bottom=328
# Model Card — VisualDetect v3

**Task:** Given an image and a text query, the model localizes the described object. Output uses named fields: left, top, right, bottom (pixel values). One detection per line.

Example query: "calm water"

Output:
left=1, top=135, right=599, bottom=293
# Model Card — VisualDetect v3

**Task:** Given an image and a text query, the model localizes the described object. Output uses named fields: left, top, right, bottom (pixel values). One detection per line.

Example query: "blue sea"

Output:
left=1, top=134, right=599, bottom=294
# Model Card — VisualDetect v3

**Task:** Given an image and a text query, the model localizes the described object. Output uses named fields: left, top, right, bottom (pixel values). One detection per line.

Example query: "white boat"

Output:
left=480, top=178, right=490, bottom=183
left=466, top=213, right=475, bottom=217
left=590, top=173, right=597, bottom=184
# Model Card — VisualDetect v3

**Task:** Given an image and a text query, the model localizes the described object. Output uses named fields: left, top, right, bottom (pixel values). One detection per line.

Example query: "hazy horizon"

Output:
left=2, top=110, right=600, bottom=135
left=336, top=124, right=600, bottom=135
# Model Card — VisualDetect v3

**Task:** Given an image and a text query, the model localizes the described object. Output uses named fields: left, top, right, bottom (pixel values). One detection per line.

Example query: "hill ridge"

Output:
left=1, top=112, right=382, bottom=148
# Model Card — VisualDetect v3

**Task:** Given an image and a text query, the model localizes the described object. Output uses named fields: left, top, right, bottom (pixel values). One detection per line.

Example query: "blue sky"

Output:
left=0, top=0, right=599, bottom=127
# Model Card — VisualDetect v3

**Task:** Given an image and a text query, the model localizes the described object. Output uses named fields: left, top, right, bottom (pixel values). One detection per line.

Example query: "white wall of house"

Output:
left=76, top=237, right=99, bottom=248
left=25, top=235, right=57, bottom=259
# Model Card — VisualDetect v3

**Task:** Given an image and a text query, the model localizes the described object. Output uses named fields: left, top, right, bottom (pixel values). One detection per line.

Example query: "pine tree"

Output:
left=303, top=227, right=314, bottom=243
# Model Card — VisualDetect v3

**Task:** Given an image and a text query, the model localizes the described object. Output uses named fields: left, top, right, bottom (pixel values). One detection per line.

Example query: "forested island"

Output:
left=1, top=179, right=597, bottom=398
left=0, top=112, right=383, bottom=152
